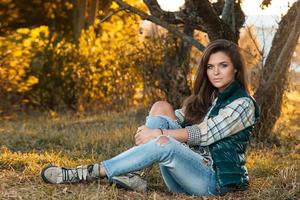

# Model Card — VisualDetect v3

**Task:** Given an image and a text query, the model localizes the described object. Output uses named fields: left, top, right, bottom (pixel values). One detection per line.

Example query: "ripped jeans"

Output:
left=101, top=115, right=219, bottom=196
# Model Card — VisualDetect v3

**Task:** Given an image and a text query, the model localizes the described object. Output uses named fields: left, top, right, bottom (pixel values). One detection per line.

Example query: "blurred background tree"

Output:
left=0, top=0, right=147, bottom=111
left=0, top=0, right=299, bottom=144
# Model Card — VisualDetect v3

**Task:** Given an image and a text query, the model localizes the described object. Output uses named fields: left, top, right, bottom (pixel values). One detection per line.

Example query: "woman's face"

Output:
left=206, top=51, right=236, bottom=92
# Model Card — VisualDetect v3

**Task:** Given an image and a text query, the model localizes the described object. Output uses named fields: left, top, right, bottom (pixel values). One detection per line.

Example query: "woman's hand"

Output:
left=135, top=125, right=162, bottom=145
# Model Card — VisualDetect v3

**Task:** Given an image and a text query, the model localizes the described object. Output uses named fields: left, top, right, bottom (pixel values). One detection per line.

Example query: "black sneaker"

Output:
left=41, top=164, right=99, bottom=184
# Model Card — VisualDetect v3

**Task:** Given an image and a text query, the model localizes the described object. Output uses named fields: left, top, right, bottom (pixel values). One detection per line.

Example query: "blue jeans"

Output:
left=101, top=115, right=219, bottom=196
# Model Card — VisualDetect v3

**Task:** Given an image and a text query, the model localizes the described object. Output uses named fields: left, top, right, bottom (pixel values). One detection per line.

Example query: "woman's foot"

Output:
left=41, top=164, right=148, bottom=192
left=41, top=164, right=100, bottom=184
left=111, top=172, right=147, bottom=192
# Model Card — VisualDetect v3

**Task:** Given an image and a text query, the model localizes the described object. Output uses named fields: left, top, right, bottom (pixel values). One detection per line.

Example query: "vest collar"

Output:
left=216, top=80, right=241, bottom=102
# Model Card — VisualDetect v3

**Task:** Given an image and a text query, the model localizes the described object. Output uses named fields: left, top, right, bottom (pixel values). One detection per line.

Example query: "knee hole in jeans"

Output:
left=149, top=101, right=176, bottom=120
left=156, top=136, right=169, bottom=145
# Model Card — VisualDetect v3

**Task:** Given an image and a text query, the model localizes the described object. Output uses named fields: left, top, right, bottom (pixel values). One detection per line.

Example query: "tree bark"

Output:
left=254, top=1, right=300, bottom=143
left=86, top=0, right=98, bottom=28
left=72, top=0, right=87, bottom=40
left=158, top=24, right=194, bottom=108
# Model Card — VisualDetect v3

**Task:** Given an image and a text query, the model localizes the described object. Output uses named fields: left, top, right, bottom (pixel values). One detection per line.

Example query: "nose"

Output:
left=213, top=66, right=219, bottom=75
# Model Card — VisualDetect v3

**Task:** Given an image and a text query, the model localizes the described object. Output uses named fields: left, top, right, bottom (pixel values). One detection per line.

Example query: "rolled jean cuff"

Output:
left=101, top=161, right=113, bottom=181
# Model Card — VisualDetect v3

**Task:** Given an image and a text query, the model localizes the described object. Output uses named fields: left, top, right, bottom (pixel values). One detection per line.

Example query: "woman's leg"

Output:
left=106, top=101, right=183, bottom=192
left=148, top=101, right=177, bottom=120
left=103, top=99, right=216, bottom=195
left=101, top=136, right=218, bottom=196
left=159, top=164, right=186, bottom=193
left=106, top=101, right=177, bottom=191
left=42, top=101, right=217, bottom=195
left=101, top=101, right=178, bottom=180
left=144, top=101, right=189, bottom=193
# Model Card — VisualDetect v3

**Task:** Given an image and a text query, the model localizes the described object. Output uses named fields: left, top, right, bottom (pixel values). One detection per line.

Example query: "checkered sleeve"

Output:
left=175, top=108, right=185, bottom=126
left=186, top=97, right=256, bottom=146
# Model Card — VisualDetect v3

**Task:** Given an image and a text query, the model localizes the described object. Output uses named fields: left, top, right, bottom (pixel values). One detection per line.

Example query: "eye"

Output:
left=207, top=65, right=213, bottom=69
left=221, top=63, right=228, bottom=68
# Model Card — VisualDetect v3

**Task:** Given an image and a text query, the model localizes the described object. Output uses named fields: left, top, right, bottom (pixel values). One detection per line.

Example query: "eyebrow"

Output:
left=207, top=61, right=228, bottom=65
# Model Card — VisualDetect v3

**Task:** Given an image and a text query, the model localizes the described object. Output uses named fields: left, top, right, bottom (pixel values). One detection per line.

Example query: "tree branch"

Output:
left=221, top=0, right=234, bottom=25
left=221, top=0, right=245, bottom=38
left=212, top=0, right=225, bottom=15
left=245, top=26, right=263, bottom=57
left=99, top=8, right=125, bottom=24
left=183, top=0, right=236, bottom=42
left=260, top=0, right=273, bottom=8
left=142, top=0, right=184, bottom=24
left=113, top=0, right=205, bottom=51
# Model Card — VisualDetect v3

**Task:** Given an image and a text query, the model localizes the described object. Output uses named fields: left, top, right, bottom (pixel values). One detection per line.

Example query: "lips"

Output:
left=213, top=78, right=222, bottom=82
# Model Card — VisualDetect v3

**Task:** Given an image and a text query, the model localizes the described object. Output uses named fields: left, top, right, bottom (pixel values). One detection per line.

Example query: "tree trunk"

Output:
left=86, top=0, right=98, bottom=28
left=72, top=0, right=87, bottom=40
left=158, top=24, right=193, bottom=108
left=254, top=1, right=300, bottom=143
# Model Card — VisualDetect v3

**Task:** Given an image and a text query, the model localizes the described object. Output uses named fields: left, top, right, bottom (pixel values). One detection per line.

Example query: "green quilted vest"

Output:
left=208, top=81, right=260, bottom=195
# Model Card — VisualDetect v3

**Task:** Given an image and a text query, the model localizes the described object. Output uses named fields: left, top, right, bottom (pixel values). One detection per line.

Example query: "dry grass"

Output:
left=0, top=92, right=299, bottom=200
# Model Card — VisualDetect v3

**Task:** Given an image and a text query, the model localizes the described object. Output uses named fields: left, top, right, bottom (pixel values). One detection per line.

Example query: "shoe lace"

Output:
left=62, top=167, right=80, bottom=182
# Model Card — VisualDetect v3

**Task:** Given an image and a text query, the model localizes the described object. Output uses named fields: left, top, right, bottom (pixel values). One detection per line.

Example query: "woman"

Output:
left=41, top=39, right=259, bottom=196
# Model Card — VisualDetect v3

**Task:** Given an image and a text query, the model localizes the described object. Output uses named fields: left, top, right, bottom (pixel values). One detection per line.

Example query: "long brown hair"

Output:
left=183, top=39, right=248, bottom=124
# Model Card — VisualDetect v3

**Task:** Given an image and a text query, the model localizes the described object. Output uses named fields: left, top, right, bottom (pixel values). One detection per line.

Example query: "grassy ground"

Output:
left=0, top=92, right=299, bottom=200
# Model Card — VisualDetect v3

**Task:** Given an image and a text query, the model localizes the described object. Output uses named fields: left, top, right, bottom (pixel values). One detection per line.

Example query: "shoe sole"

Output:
left=111, top=177, right=147, bottom=192
left=41, top=164, right=56, bottom=184
left=111, top=177, right=135, bottom=191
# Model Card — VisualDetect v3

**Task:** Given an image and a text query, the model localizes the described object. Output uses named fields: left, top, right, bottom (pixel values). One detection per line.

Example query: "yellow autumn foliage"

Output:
left=0, top=0, right=155, bottom=110
left=0, top=26, right=48, bottom=93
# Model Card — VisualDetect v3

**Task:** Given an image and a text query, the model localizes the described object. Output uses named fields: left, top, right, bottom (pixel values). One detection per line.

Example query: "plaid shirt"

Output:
left=175, top=97, right=256, bottom=147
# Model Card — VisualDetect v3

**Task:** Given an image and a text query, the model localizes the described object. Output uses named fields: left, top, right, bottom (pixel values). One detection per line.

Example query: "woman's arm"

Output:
left=134, top=126, right=188, bottom=145
left=160, top=128, right=188, bottom=142
left=135, top=97, right=256, bottom=146
left=185, top=97, right=256, bottom=146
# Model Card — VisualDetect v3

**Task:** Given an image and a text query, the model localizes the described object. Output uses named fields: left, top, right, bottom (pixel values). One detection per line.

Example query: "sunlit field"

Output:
left=0, top=91, right=299, bottom=200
